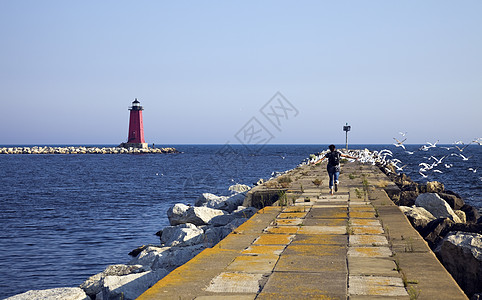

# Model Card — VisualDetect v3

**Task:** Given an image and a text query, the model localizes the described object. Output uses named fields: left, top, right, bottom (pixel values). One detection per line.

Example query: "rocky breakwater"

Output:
left=6, top=184, right=257, bottom=300
left=0, top=146, right=178, bottom=154
left=380, top=166, right=482, bottom=299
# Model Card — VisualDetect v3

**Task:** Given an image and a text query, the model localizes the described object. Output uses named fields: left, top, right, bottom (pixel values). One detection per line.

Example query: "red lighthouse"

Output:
left=124, top=98, right=147, bottom=149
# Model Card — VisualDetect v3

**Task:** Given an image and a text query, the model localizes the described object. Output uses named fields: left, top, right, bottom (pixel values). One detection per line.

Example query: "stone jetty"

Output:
left=0, top=146, right=178, bottom=154
left=137, top=160, right=471, bottom=299
left=6, top=149, right=480, bottom=299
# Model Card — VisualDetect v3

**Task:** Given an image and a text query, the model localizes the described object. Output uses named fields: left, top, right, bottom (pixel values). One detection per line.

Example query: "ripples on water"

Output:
left=0, top=144, right=480, bottom=298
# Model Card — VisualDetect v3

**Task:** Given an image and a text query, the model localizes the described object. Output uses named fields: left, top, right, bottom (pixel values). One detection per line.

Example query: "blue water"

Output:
left=0, top=144, right=480, bottom=299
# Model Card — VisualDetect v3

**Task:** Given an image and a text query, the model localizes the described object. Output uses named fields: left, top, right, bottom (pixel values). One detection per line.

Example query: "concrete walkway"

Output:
left=138, top=162, right=467, bottom=300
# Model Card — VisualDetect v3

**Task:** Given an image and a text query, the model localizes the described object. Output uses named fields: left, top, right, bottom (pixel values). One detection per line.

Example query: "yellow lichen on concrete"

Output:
left=264, top=226, right=299, bottom=234
left=277, top=212, right=308, bottom=219
left=350, top=219, right=380, bottom=226
left=137, top=248, right=238, bottom=299
left=273, top=219, right=303, bottom=226
left=242, top=245, right=286, bottom=256
left=291, top=234, right=346, bottom=245
left=350, top=211, right=376, bottom=219
left=298, top=226, right=346, bottom=235
left=254, top=234, right=294, bottom=245
left=352, top=226, right=384, bottom=235
left=348, top=247, right=392, bottom=257
left=226, top=254, right=280, bottom=273
left=282, top=206, right=311, bottom=213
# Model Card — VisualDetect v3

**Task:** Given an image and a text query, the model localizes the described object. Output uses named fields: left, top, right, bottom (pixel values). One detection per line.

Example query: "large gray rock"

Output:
left=195, top=193, right=246, bottom=213
left=415, top=193, right=462, bottom=223
left=167, top=204, right=226, bottom=226
left=208, top=214, right=237, bottom=227
left=6, top=287, right=89, bottom=300
left=127, top=246, right=170, bottom=269
left=150, top=244, right=204, bottom=270
left=228, top=184, right=251, bottom=193
left=232, top=206, right=258, bottom=219
left=454, top=210, right=467, bottom=223
left=435, top=231, right=482, bottom=297
left=399, top=205, right=436, bottom=230
left=129, top=244, right=204, bottom=271
left=160, top=223, right=204, bottom=247
left=438, top=192, right=465, bottom=210
left=80, top=264, right=148, bottom=297
left=99, top=270, right=167, bottom=300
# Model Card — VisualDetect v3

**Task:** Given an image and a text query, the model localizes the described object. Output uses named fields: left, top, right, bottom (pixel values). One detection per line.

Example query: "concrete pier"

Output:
left=138, top=161, right=467, bottom=299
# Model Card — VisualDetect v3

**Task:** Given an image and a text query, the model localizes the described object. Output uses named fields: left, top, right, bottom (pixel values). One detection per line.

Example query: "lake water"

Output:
left=0, top=144, right=480, bottom=298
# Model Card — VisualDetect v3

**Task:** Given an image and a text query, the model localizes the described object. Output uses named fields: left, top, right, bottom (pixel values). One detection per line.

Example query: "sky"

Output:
left=1, top=1, right=481, bottom=145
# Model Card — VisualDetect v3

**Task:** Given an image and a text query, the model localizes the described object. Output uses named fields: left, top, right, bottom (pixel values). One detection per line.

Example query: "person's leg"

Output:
left=334, top=171, right=340, bottom=192
left=328, top=170, right=334, bottom=195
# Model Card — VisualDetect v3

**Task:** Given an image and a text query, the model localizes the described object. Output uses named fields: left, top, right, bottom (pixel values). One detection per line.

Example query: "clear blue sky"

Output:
left=1, top=1, right=481, bottom=145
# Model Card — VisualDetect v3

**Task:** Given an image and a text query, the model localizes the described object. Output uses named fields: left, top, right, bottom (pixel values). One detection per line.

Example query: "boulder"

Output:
left=203, top=227, right=225, bottom=247
left=435, top=231, right=482, bottom=298
left=461, top=204, right=481, bottom=224
left=228, top=184, right=251, bottom=193
left=100, top=270, right=167, bottom=300
left=232, top=206, right=258, bottom=219
left=208, top=214, right=237, bottom=227
left=128, top=246, right=170, bottom=269
left=80, top=264, right=148, bottom=297
left=399, top=206, right=436, bottom=230
left=421, top=218, right=455, bottom=249
left=438, top=192, right=465, bottom=210
left=224, top=218, right=248, bottom=231
left=398, top=191, right=419, bottom=207
left=454, top=210, right=466, bottom=223
left=151, top=244, right=205, bottom=270
left=5, top=287, right=89, bottom=300
left=160, top=223, right=204, bottom=247
left=129, top=244, right=204, bottom=271
left=423, top=181, right=445, bottom=193
left=415, top=193, right=461, bottom=223
left=167, top=204, right=225, bottom=226
left=195, top=193, right=246, bottom=213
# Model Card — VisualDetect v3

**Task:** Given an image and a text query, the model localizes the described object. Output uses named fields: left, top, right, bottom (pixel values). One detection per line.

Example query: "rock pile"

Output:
left=0, top=146, right=178, bottom=154
left=6, top=184, right=255, bottom=300
left=379, top=167, right=482, bottom=298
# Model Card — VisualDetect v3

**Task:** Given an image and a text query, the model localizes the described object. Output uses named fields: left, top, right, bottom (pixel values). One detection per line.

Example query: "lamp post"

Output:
left=343, top=123, right=351, bottom=150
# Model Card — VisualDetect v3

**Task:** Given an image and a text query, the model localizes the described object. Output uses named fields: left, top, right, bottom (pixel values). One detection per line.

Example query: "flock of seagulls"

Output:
left=389, top=133, right=481, bottom=179
left=305, top=133, right=481, bottom=182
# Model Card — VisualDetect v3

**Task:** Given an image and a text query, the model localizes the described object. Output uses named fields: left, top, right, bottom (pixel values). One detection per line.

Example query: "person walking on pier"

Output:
left=313, top=145, right=357, bottom=195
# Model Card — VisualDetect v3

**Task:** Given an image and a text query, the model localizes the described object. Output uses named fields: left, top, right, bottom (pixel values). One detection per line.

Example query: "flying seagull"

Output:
left=393, top=138, right=407, bottom=150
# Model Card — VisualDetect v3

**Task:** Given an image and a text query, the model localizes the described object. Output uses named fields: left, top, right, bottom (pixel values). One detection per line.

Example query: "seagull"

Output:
left=393, top=138, right=407, bottom=150
left=405, top=151, right=414, bottom=155
left=473, top=138, right=482, bottom=145
left=395, top=164, right=407, bottom=172
left=440, top=146, right=452, bottom=150
left=399, top=132, right=407, bottom=137
left=458, top=154, right=472, bottom=161
left=419, top=171, right=428, bottom=178
left=468, top=168, right=477, bottom=173
left=429, top=155, right=446, bottom=165
left=455, top=144, right=471, bottom=152
left=433, top=169, right=443, bottom=174
left=444, top=164, right=453, bottom=169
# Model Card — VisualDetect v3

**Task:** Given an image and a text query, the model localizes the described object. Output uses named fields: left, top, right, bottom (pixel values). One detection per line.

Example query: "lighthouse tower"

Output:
left=123, top=98, right=147, bottom=149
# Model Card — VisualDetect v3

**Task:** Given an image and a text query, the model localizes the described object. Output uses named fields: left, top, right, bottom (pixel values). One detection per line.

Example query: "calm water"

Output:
left=0, top=144, right=480, bottom=298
